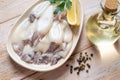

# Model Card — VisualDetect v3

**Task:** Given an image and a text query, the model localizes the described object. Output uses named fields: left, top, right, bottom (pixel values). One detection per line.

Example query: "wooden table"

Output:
left=0, top=0, right=120, bottom=80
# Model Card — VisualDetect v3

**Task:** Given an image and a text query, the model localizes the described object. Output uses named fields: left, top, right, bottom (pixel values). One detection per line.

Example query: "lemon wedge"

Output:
left=67, top=0, right=80, bottom=26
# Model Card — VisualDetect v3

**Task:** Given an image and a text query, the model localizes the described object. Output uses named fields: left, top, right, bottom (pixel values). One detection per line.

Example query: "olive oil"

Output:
left=86, top=0, right=120, bottom=46
left=86, top=13, right=120, bottom=46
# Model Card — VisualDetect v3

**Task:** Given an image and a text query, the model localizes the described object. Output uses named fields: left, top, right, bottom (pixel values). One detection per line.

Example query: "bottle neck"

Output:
left=97, top=8, right=117, bottom=29
left=101, top=6, right=117, bottom=21
left=103, top=12, right=114, bottom=21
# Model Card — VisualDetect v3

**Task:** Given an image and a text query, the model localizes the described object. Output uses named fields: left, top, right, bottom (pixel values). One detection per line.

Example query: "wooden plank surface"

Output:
left=0, top=0, right=120, bottom=80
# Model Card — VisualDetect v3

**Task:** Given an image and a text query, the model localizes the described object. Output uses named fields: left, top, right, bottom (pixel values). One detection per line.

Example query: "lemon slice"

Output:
left=67, top=0, right=80, bottom=26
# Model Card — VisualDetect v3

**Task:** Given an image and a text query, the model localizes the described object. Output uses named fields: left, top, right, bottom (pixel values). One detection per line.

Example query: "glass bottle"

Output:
left=86, top=0, right=120, bottom=46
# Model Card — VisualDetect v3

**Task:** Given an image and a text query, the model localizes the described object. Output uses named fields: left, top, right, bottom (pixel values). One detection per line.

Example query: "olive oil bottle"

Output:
left=86, top=0, right=120, bottom=46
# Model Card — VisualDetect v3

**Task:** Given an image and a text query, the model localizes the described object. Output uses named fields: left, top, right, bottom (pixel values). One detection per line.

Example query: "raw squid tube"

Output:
left=60, top=42, right=67, bottom=50
left=63, top=41, right=73, bottom=58
left=36, top=5, right=55, bottom=35
left=34, top=42, right=50, bottom=53
left=23, top=45, right=33, bottom=54
left=34, top=34, right=50, bottom=52
left=60, top=20, right=67, bottom=30
left=40, top=34, right=50, bottom=44
left=24, top=20, right=37, bottom=39
left=48, top=21, right=66, bottom=44
left=34, top=34, right=50, bottom=53
left=56, top=41, right=73, bottom=58
left=12, top=18, right=36, bottom=42
left=31, top=1, right=50, bottom=18
left=63, top=26, right=73, bottom=43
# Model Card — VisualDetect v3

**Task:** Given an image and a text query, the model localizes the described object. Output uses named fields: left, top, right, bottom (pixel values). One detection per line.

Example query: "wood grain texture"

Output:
left=0, top=0, right=120, bottom=80
left=0, top=0, right=39, bottom=24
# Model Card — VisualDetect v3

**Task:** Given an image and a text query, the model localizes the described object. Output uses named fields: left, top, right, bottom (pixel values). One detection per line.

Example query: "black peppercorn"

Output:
left=74, top=67, right=79, bottom=71
left=91, top=53, right=93, bottom=57
left=86, top=70, right=89, bottom=73
left=87, top=64, right=91, bottom=69
left=70, top=65, right=73, bottom=74
left=66, top=64, right=69, bottom=67
left=67, top=52, right=93, bottom=75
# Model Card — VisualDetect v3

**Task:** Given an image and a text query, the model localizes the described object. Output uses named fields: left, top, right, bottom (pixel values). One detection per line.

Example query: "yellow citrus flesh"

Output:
left=67, top=0, right=80, bottom=26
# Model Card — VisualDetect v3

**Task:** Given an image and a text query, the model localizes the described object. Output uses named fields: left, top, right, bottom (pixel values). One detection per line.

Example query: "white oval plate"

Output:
left=7, top=0, right=84, bottom=72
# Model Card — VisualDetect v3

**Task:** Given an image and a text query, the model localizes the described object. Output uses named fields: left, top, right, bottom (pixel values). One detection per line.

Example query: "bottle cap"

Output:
left=105, top=0, right=118, bottom=12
